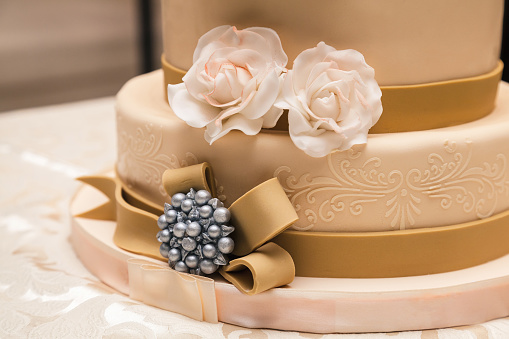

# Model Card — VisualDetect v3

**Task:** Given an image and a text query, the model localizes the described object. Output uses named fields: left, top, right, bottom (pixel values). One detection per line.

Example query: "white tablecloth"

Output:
left=2, top=98, right=509, bottom=338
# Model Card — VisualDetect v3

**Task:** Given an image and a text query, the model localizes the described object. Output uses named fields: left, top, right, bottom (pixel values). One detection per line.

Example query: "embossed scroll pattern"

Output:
left=117, top=122, right=226, bottom=201
left=275, top=140, right=509, bottom=230
left=117, top=123, right=198, bottom=197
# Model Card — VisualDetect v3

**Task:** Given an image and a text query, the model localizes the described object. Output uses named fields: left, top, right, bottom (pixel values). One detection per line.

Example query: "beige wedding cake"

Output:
left=71, top=0, right=509, bottom=333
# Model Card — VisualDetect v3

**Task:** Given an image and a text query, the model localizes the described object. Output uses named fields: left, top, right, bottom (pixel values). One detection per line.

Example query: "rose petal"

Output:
left=183, top=62, right=213, bottom=100
left=306, top=61, right=336, bottom=88
left=289, top=108, right=345, bottom=157
left=262, top=105, right=284, bottom=128
left=310, top=92, right=340, bottom=121
left=291, top=42, right=336, bottom=93
left=275, top=71, right=301, bottom=111
left=228, top=49, right=267, bottom=77
left=205, top=114, right=264, bottom=144
left=324, top=49, right=374, bottom=77
left=168, top=84, right=220, bottom=128
left=246, top=27, right=288, bottom=67
left=239, top=70, right=281, bottom=119
left=205, top=72, right=236, bottom=105
left=194, top=26, right=234, bottom=62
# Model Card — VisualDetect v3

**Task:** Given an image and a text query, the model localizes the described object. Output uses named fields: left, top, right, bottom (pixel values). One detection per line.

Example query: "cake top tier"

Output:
left=162, top=0, right=503, bottom=86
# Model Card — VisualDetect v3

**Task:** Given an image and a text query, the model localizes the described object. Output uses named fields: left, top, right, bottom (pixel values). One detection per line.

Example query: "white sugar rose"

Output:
left=276, top=42, right=382, bottom=158
left=168, top=25, right=287, bottom=143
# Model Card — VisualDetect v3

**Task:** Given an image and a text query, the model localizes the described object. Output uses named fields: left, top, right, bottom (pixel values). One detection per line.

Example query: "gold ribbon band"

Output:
left=162, top=55, right=503, bottom=133
left=77, top=175, right=163, bottom=260
left=77, top=164, right=298, bottom=295
left=274, top=208, right=509, bottom=278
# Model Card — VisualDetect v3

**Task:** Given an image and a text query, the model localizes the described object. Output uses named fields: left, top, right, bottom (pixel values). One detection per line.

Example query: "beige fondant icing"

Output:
left=116, top=71, right=509, bottom=232
left=161, top=0, right=503, bottom=86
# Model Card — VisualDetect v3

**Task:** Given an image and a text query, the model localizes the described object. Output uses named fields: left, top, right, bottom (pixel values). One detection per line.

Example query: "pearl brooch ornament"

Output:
left=156, top=188, right=235, bottom=276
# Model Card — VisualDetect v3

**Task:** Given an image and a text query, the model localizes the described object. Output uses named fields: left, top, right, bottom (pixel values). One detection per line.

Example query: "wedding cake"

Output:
left=71, top=0, right=509, bottom=333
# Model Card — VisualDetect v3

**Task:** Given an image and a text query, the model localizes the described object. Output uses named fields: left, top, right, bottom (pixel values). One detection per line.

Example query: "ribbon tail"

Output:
left=75, top=176, right=117, bottom=221
left=220, top=242, right=295, bottom=295
left=128, top=258, right=218, bottom=322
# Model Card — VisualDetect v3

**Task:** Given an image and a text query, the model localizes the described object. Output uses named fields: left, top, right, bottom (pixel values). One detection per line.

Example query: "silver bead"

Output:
left=165, top=209, right=178, bottom=224
left=195, top=190, right=212, bottom=206
left=173, top=222, right=187, bottom=238
left=171, top=193, right=186, bottom=209
left=218, top=237, right=234, bottom=254
left=185, top=255, right=199, bottom=269
left=199, top=205, right=213, bottom=219
left=159, top=243, right=170, bottom=258
left=182, top=237, right=197, bottom=252
left=213, top=207, right=230, bottom=224
left=199, top=259, right=218, bottom=275
left=186, top=222, right=201, bottom=237
left=207, top=224, right=221, bottom=238
left=181, top=199, right=194, bottom=213
left=174, top=261, right=189, bottom=273
left=202, top=244, right=217, bottom=258
left=157, top=215, right=169, bottom=229
left=168, top=248, right=181, bottom=262
left=157, top=229, right=171, bottom=243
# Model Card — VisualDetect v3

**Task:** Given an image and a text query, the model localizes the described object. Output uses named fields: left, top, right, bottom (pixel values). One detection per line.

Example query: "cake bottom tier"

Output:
left=71, top=182, right=509, bottom=334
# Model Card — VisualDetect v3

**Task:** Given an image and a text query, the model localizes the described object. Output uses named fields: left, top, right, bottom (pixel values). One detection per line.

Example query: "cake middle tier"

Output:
left=116, top=70, right=509, bottom=232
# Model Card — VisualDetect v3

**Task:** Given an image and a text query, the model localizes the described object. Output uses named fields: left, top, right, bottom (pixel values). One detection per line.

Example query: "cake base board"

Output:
left=71, top=183, right=509, bottom=334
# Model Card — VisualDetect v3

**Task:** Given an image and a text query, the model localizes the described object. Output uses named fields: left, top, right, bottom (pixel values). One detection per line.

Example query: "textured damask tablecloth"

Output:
left=2, top=98, right=509, bottom=338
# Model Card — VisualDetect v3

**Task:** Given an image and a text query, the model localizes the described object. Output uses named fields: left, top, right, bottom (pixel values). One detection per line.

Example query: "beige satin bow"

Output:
left=77, top=163, right=298, bottom=296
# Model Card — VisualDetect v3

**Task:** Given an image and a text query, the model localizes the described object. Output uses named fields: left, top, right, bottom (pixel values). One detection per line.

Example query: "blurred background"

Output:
left=0, top=0, right=508, bottom=112
left=0, top=0, right=161, bottom=112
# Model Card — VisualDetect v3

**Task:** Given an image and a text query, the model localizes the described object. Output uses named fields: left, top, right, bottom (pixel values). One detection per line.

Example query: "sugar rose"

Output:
left=276, top=42, right=383, bottom=157
left=168, top=25, right=287, bottom=144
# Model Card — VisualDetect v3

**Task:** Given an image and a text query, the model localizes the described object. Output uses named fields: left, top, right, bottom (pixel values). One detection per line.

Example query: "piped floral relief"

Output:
left=275, top=140, right=509, bottom=230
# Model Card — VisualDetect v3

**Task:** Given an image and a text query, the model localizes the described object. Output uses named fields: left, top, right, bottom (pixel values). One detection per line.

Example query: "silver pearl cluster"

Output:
left=157, top=188, right=235, bottom=275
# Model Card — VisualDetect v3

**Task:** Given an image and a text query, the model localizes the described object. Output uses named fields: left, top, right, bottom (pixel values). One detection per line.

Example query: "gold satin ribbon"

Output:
left=273, top=208, right=509, bottom=278
left=77, top=163, right=298, bottom=295
left=162, top=55, right=503, bottom=133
